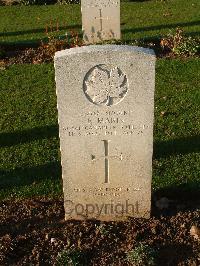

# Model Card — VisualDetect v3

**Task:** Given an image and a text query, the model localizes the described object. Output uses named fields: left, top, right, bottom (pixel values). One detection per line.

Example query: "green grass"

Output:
left=0, top=59, right=199, bottom=200
left=154, top=59, right=200, bottom=198
left=0, top=0, right=199, bottom=45
left=0, top=64, right=61, bottom=199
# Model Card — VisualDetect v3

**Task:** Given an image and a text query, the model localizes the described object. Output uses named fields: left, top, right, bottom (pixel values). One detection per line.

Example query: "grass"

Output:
left=154, top=59, right=200, bottom=198
left=0, top=64, right=61, bottom=199
left=0, top=59, right=199, bottom=200
left=0, top=0, right=199, bottom=45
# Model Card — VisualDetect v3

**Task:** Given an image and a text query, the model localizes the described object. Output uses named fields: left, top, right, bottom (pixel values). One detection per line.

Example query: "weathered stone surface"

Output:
left=54, top=45, right=156, bottom=221
left=81, top=0, right=121, bottom=43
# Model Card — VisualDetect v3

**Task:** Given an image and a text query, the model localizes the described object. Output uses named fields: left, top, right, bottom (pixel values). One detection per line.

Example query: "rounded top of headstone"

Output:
left=54, top=45, right=156, bottom=59
left=81, top=0, right=120, bottom=8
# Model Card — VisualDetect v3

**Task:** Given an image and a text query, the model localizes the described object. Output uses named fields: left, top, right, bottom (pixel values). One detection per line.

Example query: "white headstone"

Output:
left=81, top=0, right=121, bottom=43
left=54, top=45, right=156, bottom=221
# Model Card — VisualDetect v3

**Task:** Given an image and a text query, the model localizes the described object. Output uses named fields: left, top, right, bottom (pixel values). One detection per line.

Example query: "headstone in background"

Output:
left=54, top=45, right=156, bottom=221
left=81, top=0, right=121, bottom=43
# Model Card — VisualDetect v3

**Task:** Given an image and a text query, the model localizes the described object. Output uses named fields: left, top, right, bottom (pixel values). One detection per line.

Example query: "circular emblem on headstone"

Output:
left=83, top=64, right=128, bottom=106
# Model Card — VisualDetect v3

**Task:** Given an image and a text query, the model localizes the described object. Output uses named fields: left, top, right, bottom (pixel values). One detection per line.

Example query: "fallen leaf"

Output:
left=160, top=111, right=166, bottom=117
left=50, top=238, right=56, bottom=244
left=190, top=226, right=200, bottom=241
left=163, top=12, right=172, bottom=17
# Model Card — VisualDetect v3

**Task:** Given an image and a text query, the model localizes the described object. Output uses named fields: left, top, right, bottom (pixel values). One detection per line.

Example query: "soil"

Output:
left=0, top=39, right=198, bottom=68
left=0, top=197, right=200, bottom=266
left=0, top=46, right=55, bottom=67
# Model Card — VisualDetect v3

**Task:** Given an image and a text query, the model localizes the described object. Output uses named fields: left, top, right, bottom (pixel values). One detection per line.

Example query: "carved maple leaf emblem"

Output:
left=84, top=65, right=128, bottom=106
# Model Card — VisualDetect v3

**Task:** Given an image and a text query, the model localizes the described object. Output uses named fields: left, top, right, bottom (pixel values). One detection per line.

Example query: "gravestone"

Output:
left=81, top=0, right=121, bottom=43
left=54, top=45, right=156, bottom=221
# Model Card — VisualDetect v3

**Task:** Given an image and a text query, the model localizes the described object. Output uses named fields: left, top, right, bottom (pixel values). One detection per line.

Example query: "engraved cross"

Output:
left=91, top=140, right=123, bottom=184
left=95, top=9, right=109, bottom=31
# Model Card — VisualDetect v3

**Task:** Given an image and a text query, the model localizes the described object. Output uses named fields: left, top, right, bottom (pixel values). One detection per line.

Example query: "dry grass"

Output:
left=0, top=0, right=20, bottom=5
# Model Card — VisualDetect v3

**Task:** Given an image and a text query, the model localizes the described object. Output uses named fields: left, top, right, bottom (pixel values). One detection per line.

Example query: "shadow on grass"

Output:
left=0, top=32, right=83, bottom=48
left=0, top=125, right=59, bottom=147
left=0, top=125, right=199, bottom=196
left=0, top=162, right=61, bottom=190
left=154, top=135, right=200, bottom=159
left=1, top=20, right=199, bottom=47
left=0, top=24, right=81, bottom=38
left=154, top=181, right=200, bottom=201
left=1, top=126, right=199, bottom=156
left=122, top=20, right=200, bottom=35
left=2, top=20, right=199, bottom=39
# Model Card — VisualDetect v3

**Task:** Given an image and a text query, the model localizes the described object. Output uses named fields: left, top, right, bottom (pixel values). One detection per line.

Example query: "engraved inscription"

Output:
left=91, top=140, right=123, bottom=183
left=63, top=109, right=151, bottom=137
left=95, top=9, right=109, bottom=31
left=63, top=123, right=150, bottom=137
left=103, top=140, right=110, bottom=183
left=73, top=187, right=141, bottom=197
left=82, top=0, right=119, bottom=8
left=83, top=65, right=128, bottom=106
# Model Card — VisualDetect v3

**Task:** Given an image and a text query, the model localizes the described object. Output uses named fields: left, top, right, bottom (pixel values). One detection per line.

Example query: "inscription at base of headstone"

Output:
left=54, top=45, right=156, bottom=221
left=81, top=0, right=121, bottom=43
